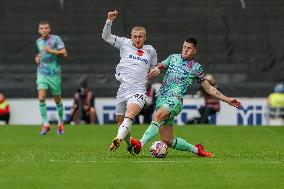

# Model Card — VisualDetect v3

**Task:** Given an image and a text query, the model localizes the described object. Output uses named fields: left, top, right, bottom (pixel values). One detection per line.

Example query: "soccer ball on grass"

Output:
left=150, top=141, right=168, bottom=158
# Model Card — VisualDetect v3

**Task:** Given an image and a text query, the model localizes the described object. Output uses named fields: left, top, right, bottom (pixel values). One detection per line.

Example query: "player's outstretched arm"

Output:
left=201, top=80, right=242, bottom=108
left=147, top=63, right=165, bottom=80
left=102, top=10, right=118, bottom=43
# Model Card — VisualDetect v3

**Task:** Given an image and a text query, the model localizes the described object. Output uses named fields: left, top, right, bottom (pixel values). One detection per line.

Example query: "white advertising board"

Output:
left=7, top=98, right=271, bottom=125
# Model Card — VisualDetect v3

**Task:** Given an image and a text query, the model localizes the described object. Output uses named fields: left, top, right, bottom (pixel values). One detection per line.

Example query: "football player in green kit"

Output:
left=35, top=21, right=67, bottom=135
left=131, top=38, right=242, bottom=157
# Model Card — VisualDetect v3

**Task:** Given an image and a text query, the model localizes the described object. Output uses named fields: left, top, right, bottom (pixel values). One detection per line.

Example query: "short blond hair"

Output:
left=131, top=26, right=146, bottom=36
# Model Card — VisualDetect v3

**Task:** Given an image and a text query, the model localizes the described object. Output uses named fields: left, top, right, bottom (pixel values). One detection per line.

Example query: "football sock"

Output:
left=39, top=101, right=49, bottom=125
left=56, top=102, right=64, bottom=125
left=171, top=137, right=198, bottom=154
left=140, top=121, right=160, bottom=147
left=117, top=117, right=133, bottom=140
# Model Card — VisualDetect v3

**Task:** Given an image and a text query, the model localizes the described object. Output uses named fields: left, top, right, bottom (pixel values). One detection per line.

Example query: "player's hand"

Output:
left=227, top=98, right=242, bottom=108
left=107, top=10, right=118, bottom=21
left=35, top=55, right=40, bottom=64
left=147, top=67, right=160, bottom=80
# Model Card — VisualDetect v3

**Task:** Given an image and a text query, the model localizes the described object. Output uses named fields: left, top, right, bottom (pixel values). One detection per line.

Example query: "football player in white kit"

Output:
left=102, top=10, right=158, bottom=153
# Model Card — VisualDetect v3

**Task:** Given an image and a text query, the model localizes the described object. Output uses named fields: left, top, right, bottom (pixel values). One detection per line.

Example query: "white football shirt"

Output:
left=102, top=20, right=158, bottom=92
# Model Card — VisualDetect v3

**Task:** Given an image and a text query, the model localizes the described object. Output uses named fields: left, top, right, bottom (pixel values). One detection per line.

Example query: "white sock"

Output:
left=117, top=117, right=133, bottom=140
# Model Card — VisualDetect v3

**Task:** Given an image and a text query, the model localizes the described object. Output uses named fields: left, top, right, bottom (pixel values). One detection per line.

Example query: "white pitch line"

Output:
left=0, top=160, right=283, bottom=164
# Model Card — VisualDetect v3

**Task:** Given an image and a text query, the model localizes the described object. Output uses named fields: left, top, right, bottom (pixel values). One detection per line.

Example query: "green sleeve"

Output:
left=161, top=55, right=172, bottom=68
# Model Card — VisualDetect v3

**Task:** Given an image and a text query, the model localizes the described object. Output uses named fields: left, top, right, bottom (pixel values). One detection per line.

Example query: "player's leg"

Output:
left=131, top=97, right=181, bottom=154
left=50, top=75, right=64, bottom=135
left=117, top=103, right=140, bottom=140
left=88, top=107, right=96, bottom=124
left=160, top=123, right=198, bottom=154
left=110, top=93, right=145, bottom=153
left=119, top=102, right=142, bottom=154
left=119, top=94, right=146, bottom=150
left=109, top=99, right=126, bottom=151
left=130, top=106, right=169, bottom=154
left=112, top=109, right=134, bottom=153
left=140, top=107, right=169, bottom=146
left=37, top=74, right=50, bottom=135
left=54, top=95, right=64, bottom=135
left=38, top=89, right=48, bottom=123
left=161, top=115, right=213, bottom=157
left=38, top=89, right=50, bottom=134
left=134, top=97, right=170, bottom=146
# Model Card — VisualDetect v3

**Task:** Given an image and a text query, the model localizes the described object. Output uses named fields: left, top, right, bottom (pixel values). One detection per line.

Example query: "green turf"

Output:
left=0, top=125, right=283, bottom=189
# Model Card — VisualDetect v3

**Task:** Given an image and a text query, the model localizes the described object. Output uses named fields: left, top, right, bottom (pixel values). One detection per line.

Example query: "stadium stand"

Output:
left=0, top=0, right=283, bottom=97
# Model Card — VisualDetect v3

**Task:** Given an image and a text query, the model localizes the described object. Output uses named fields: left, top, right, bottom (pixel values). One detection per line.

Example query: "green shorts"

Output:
left=155, top=97, right=183, bottom=125
left=36, top=74, right=62, bottom=96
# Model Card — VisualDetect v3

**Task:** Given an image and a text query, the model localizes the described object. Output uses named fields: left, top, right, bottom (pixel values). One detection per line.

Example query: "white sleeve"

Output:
left=102, top=20, right=125, bottom=48
left=150, top=48, right=158, bottom=68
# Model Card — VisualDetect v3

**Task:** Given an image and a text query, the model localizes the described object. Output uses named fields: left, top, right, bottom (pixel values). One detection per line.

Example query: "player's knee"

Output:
left=38, top=95, right=46, bottom=102
left=38, top=94, right=45, bottom=101
left=153, top=111, right=167, bottom=122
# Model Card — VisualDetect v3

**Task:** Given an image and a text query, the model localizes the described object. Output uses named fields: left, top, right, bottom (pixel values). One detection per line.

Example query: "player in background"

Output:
left=131, top=38, right=242, bottom=157
left=35, top=21, right=67, bottom=135
left=102, top=10, right=157, bottom=153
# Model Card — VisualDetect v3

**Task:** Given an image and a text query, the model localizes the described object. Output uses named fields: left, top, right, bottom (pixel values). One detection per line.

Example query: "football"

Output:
left=150, top=141, right=168, bottom=158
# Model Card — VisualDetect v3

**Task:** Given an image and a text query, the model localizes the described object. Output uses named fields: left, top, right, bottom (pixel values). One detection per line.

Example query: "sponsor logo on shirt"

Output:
left=129, top=54, right=149, bottom=64
left=137, top=49, right=144, bottom=56
left=168, top=64, right=187, bottom=75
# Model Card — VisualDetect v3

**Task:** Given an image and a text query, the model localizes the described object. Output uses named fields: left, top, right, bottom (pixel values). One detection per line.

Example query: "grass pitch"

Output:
left=0, top=125, right=283, bottom=189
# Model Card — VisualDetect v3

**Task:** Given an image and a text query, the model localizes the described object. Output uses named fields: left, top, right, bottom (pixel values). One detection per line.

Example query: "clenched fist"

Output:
left=107, top=10, right=118, bottom=21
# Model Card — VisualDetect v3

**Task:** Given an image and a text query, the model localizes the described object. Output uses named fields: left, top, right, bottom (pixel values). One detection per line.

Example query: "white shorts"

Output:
left=115, top=93, right=147, bottom=116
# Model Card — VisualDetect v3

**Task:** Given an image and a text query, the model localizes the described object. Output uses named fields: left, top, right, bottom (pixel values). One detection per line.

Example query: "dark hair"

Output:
left=185, top=37, right=197, bottom=47
left=38, top=21, right=50, bottom=26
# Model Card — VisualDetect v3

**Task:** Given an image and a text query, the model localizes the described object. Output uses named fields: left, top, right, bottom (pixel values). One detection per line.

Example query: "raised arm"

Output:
left=102, top=10, right=119, bottom=44
left=201, top=80, right=242, bottom=108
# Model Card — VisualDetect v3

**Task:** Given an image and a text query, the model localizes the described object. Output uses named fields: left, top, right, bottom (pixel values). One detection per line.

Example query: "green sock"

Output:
left=39, top=101, right=49, bottom=125
left=140, top=121, right=160, bottom=147
left=171, top=137, right=198, bottom=154
left=56, top=102, right=64, bottom=125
